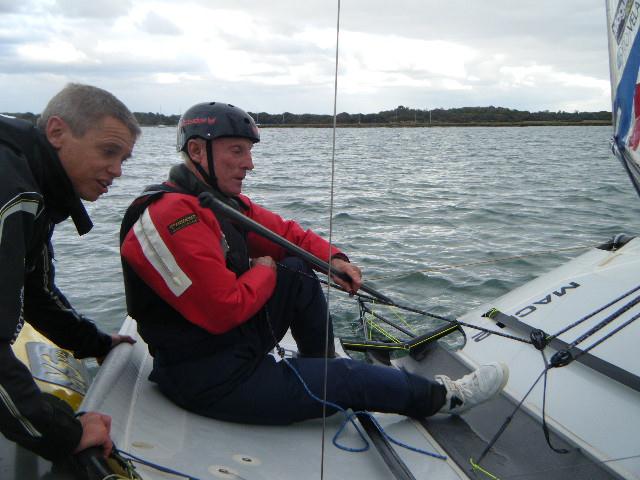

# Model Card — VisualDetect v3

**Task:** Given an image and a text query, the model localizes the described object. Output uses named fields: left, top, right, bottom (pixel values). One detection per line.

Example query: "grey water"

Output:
left=53, top=125, right=640, bottom=341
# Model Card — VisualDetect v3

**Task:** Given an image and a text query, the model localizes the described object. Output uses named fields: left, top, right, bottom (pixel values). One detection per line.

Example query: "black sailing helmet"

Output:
left=176, top=102, right=260, bottom=151
left=176, top=102, right=260, bottom=190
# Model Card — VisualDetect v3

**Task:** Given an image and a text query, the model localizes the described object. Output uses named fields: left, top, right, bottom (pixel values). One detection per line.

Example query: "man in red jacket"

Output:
left=120, top=101, right=508, bottom=424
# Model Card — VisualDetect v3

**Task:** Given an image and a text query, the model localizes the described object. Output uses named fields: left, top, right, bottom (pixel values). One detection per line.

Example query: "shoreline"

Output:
left=256, top=120, right=611, bottom=128
left=146, top=120, right=611, bottom=128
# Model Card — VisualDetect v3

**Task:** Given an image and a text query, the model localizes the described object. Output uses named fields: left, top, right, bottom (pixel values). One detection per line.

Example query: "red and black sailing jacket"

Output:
left=120, top=164, right=341, bottom=390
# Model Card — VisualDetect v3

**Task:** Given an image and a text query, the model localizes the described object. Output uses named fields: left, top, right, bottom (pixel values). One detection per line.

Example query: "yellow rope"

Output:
left=390, top=308, right=415, bottom=333
left=470, top=458, right=500, bottom=479
left=366, top=317, right=401, bottom=343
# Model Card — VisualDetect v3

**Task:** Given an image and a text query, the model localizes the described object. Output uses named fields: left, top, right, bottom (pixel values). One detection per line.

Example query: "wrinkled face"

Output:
left=211, top=137, right=254, bottom=196
left=47, top=115, right=136, bottom=201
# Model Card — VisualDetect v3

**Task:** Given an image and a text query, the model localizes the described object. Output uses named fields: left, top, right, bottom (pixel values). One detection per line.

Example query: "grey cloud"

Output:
left=341, top=0, right=608, bottom=79
left=52, top=0, right=132, bottom=18
left=0, top=25, right=53, bottom=45
left=149, top=0, right=609, bottom=81
left=0, top=0, right=24, bottom=13
left=230, top=0, right=609, bottom=87
left=0, top=35, right=29, bottom=47
left=0, top=0, right=613, bottom=115
left=139, top=11, right=182, bottom=35
left=2, top=53, right=207, bottom=77
left=176, top=0, right=336, bottom=29
left=219, top=31, right=329, bottom=57
left=0, top=0, right=45, bottom=13
left=337, top=0, right=602, bottom=43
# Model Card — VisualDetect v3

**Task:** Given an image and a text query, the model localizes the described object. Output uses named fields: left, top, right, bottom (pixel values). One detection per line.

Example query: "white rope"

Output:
left=320, top=1, right=341, bottom=478
left=366, top=244, right=594, bottom=281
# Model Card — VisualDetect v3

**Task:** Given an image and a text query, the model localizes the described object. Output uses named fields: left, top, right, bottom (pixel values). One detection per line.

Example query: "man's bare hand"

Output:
left=96, top=334, right=136, bottom=365
left=74, top=412, right=113, bottom=457
left=252, top=256, right=276, bottom=270
left=110, top=334, right=136, bottom=347
left=330, top=258, right=362, bottom=294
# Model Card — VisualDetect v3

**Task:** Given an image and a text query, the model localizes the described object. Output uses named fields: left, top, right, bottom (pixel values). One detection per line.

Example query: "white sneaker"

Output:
left=436, top=362, right=509, bottom=415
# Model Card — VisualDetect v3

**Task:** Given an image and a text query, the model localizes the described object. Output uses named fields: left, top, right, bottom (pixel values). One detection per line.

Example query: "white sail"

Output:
left=607, top=0, right=640, bottom=195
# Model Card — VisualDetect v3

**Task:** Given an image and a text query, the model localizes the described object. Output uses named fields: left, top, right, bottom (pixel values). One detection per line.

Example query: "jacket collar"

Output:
left=35, top=128, right=93, bottom=235
left=167, top=163, right=247, bottom=211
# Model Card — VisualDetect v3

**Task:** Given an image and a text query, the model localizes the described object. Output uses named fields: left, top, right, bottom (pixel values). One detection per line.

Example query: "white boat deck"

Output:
left=82, top=240, right=640, bottom=479
left=454, top=238, right=640, bottom=480
left=82, top=318, right=466, bottom=480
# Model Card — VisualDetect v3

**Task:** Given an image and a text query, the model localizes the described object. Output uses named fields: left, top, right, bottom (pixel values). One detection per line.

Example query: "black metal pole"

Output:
left=199, top=193, right=394, bottom=304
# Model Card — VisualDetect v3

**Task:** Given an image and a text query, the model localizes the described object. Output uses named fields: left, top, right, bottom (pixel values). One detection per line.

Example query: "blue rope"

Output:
left=115, top=448, right=202, bottom=480
left=111, top=357, right=445, bottom=480
left=283, top=358, right=446, bottom=460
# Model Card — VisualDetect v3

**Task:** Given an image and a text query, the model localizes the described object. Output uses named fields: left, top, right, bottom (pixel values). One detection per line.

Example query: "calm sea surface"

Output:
left=53, top=126, right=640, bottom=341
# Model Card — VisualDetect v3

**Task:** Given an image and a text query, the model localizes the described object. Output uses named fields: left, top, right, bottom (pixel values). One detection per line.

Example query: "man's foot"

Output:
left=436, top=362, right=509, bottom=415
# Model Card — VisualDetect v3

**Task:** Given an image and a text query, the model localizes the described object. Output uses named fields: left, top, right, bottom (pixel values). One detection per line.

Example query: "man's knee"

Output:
left=280, top=256, right=311, bottom=274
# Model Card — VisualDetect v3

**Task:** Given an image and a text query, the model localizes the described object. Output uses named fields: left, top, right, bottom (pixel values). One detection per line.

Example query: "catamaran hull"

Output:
left=406, top=237, right=640, bottom=480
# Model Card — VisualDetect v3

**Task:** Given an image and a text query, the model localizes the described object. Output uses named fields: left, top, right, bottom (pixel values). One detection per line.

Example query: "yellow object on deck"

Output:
left=12, top=323, right=90, bottom=411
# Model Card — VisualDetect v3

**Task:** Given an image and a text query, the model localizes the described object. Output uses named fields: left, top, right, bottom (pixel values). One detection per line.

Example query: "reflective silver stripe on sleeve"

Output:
left=0, top=194, right=40, bottom=242
left=133, top=208, right=192, bottom=296
left=0, top=384, right=42, bottom=438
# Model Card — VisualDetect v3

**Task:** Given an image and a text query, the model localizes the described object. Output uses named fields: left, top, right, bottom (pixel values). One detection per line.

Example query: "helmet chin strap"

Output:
left=191, top=139, right=220, bottom=192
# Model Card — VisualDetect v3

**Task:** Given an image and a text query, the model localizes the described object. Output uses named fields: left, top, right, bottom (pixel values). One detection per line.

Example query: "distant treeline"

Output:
left=4, top=105, right=611, bottom=127
left=1, top=111, right=182, bottom=127
left=250, top=106, right=611, bottom=126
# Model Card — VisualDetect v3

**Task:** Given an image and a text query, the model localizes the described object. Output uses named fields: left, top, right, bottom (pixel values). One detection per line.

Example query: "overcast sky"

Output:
left=0, top=0, right=612, bottom=116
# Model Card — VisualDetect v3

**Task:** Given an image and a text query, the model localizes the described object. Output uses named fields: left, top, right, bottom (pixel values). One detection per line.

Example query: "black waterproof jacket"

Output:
left=0, top=115, right=112, bottom=461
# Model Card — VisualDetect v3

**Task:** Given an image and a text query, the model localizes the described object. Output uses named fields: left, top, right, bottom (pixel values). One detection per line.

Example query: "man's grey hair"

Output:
left=37, top=83, right=141, bottom=139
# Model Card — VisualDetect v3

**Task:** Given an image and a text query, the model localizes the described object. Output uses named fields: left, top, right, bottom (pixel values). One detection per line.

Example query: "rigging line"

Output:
left=366, top=245, right=594, bottom=281
left=320, top=1, right=341, bottom=478
left=473, top=368, right=548, bottom=467
left=281, top=257, right=531, bottom=344
left=308, top=264, right=533, bottom=344
left=434, top=211, right=582, bottom=255
left=471, top=359, right=582, bottom=480
left=115, top=448, right=201, bottom=480
left=539, top=350, right=569, bottom=454
left=366, top=317, right=402, bottom=343
left=362, top=298, right=533, bottom=344
left=476, top=309, right=640, bottom=478
left=390, top=307, right=416, bottom=334
left=279, top=250, right=640, bottom=351
left=278, top=259, right=533, bottom=344
left=361, top=302, right=416, bottom=338
left=564, top=294, right=640, bottom=350
left=574, top=310, right=640, bottom=359
left=437, top=216, right=508, bottom=252
left=547, top=283, right=640, bottom=341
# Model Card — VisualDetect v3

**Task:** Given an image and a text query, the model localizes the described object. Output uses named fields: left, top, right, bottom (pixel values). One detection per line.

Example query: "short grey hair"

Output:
left=37, top=83, right=141, bottom=139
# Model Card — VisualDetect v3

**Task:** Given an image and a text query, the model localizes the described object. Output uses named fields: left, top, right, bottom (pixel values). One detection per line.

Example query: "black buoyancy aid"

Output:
left=0, top=115, right=42, bottom=162
left=120, top=182, right=267, bottom=365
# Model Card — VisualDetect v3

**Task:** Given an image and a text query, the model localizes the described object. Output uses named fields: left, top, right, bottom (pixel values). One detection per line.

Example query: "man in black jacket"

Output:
left=0, top=83, right=140, bottom=461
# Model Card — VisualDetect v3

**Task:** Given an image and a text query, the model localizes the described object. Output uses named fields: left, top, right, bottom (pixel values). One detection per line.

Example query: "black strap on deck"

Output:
left=356, top=414, right=417, bottom=480
left=484, top=309, right=640, bottom=393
